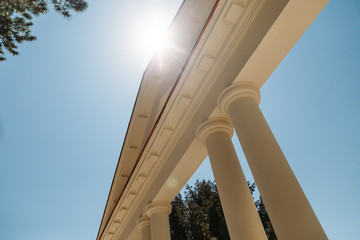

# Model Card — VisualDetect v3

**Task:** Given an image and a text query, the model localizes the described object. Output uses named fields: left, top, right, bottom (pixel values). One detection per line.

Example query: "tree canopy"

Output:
left=169, top=179, right=277, bottom=240
left=0, top=0, right=88, bottom=61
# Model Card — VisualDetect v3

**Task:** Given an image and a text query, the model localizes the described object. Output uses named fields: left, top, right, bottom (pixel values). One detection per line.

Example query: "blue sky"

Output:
left=0, top=0, right=359, bottom=239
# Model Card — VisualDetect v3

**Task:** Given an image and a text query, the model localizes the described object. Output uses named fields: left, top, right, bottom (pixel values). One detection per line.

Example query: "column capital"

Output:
left=196, top=118, right=233, bottom=144
left=218, top=82, right=261, bottom=114
left=145, top=201, right=172, bottom=217
left=136, top=215, right=151, bottom=231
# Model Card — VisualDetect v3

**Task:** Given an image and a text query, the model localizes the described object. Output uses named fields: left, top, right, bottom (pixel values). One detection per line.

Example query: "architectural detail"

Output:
left=97, top=0, right=330, bottom=239
left=145, top=201, right=172, bottom=240
left=123, top=192, right=136, bottom=209
left=198, top=56, right=215, bottom=72
left=196, top=117, right=233, bottom=144
left=218, top=81, right=261, bottom=113
left=136, top=216, right=151, bottom=240
left=160, top=128, right=173, bottom=139
left=109, top=221, right=120, bottom=234
left=176, top=96, right=192, bottom=109
left=104, top=233, right=114, bottom=240
left=116, top=208, right=127, bottom=221
left=140, top=153, right=158, bottom=176
left=224, top=3, right=244, bottom=24
left=145, top=201, right=172, bottom=216
left=197, top=118, right=267, bottom=240
left=218, top=83, right=327, bottom=239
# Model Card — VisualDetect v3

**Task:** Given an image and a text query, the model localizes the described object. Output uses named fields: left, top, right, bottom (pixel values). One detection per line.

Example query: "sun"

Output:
left=135, top=10, right=172, bottom=58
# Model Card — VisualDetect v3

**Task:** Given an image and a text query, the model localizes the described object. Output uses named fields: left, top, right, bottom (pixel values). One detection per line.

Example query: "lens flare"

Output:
left=135, top=10, right=172, bottom=58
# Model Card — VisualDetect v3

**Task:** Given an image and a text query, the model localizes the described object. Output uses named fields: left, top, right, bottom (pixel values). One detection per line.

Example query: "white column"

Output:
left=145, top=201, right=172, bottom=240
left=218, top=82, right=327, bottom=240
left=136, top=216, right=151, bottom=240
left=196, top=118, right=267, bottom=240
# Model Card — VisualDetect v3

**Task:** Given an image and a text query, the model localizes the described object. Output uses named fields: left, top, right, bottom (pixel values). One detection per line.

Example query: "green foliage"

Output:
left=256, top=197, right=277, bottom=240
left=0, top=0, right=88, bottom=61
left=170, top=179, right=277, bottom=240
left=169, top=194, right=188, bottom=240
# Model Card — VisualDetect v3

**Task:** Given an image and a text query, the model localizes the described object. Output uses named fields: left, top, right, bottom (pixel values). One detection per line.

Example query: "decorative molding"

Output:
left=108, top=221, right=120, bottom=234
left=218, top=82, right=260, bottom=114
left=140, top=154, right=158, bottom=176
left=130, top=174, right=146, bottom=193
left=114, top=207, right=127, bottom=222
left=176, top=96, right=192, bottom=109
left=224, top=4, right=244, bottom=24
left=160, top=128, right=173, bottom=138
left=196, top=118, right=234, bottom=144
left=198, top=56, right=215, bottom=72
left=104, top=232, right=114, bottom=240
left=136, top=216, right=151, bottom=230
left=123, top=192, right=136, bottom=209
left=145, top=201, right=172, bottom=217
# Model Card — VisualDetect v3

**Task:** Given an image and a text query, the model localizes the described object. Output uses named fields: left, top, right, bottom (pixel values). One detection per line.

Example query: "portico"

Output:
left=97, top=0, right=330, bottom=240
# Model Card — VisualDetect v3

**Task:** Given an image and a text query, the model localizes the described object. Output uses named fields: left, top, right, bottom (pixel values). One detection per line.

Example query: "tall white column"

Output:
left=218, top=82, right=327, bottom=240
left=145, top=201, right=172, bottom=240
left=196, top=118, right=267, bottom=240
left=136, top=216, right=151, bottom=240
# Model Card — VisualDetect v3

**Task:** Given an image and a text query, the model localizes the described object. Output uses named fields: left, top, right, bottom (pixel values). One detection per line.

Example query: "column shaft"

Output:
left=145, top=201, right=172, bottom=240
left=150, top=212, right=171, bottom=240
left=228, top=97, right=327, bottom=240
left=141, top=226, right=151, bottom=240
left=136, top=216, right=151, bottom=240
left=205, top=129, right=267, bottom=240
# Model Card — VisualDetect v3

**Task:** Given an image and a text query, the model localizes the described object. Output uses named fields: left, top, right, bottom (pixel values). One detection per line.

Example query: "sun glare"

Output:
left=135, top=10, right=172, bottom=58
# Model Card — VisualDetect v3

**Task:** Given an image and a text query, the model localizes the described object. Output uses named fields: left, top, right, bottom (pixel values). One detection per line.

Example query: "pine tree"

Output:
left=0, top=0, right=87, bottom=61
left=256, top=197, right=277, bottom=240
left=169, top=194, right=188, bottom=240
left=170, top=179, right=277, bottom=240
